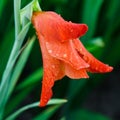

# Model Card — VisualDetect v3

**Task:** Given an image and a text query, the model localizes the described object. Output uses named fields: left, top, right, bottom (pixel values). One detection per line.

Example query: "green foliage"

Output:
left=69, top=109, right=111, bottom=120
left=0, top=0, right=119, bottom=119
left=5, top=99, right=67, bottom=120
left=82, top=0, right=103, bottom=39
left=33, top=105, right=60, bottom=120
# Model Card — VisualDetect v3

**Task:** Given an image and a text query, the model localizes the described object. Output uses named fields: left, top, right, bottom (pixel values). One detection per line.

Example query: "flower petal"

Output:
left=40, top=69, right=54, bottom=107
left=32, top=12, right=88, bottom=43
left=32, top=11, right=113, bottom=107
left=65, top=63, right=89, bottom=79
left=45, top=38, right=89, bottom=70
left=38, top=35, right=65, bottom=107
left=73, top=39, right=113, bottom=73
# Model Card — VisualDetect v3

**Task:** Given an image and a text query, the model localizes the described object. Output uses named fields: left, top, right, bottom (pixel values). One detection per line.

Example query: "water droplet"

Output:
left=80, top=48, right=82, bottom=52
left=70, top=29, right=73, bottom=32
left=56, top=53, right=59, bottom=56
left=95, top=67, right=98, bottom=70
left=46, top=42, right=49, bottom=45
left=48, top=50, right=52, bottom=53
left=63, top=54, right=67, bottom=58
left=52, top=65, right=55, bottom=68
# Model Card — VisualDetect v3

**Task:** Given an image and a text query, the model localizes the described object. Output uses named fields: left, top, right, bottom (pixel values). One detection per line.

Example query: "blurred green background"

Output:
left=0, top=0, right=120, bottom=120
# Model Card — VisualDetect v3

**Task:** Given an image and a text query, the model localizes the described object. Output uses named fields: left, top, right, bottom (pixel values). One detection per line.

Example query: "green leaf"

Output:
left=60, top=117, right=66, bottom=120
left=102, top=1, right=120, bottom=65
left=33, top=105, right=61, bottom=120
left=0, top=0, right=39, bottom=118
left=4, top=86, right=34, bottom=117
left=0, top=0, right=7, bottom=18
left=0, top=22, right=30, bottom=86
left=16, top=68, right=43, bottom=91
left=82, top=0, right=103, bottom=39
left=5, top=67, right=43, bottom=115
left=5, top=102, right=39, bottom=120
left=32, top=0, right=42, bottom=12
left=7, top=36, right=35, bottom=99
left=67, top=79, right=87, bottom=100
left=20, top=0, right=41, bottom=27
left=69, top=109, right=111, bottom=120
left=85, top=37, right=105, bottom=52
left=0, top=35, right=35, bottom=119
left=5, top=68, right=43, bottom=116
left=5, top=99, right=67, bottom=120
left=3, top=75, right=37, bottom=119
left=104, top=36, right=120, bottom=65
left=14, top=0, right=21, bottom=38
left=107, top=0, right=120, bottom=20
left=0, top=28, right=14, bottom=79
left=105, top=0, right=120, bottom=42
left=47, top=99, right=67, bottom=105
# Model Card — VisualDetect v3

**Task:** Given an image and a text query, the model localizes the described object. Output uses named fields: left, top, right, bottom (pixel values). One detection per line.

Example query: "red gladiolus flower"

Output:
left=31, top=11, right=113, bottom=107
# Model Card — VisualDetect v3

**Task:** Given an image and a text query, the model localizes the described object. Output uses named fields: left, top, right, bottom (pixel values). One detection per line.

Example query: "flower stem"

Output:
left=14, top=0, right=21, bottom=38
left=0, top=39, right=22, bottom=119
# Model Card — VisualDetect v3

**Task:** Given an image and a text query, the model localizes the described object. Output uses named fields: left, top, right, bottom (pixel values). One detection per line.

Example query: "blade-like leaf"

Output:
left=69, top=109, right=111, bottom=120
left=0, top=0, right=7, bottom=18
left=85, top=37, right=105, bottom=52
left=67, top=79, right=87, bottom=100
left=105, top=0, right=120, bottom=42
left=5, top=99, right=67, bottom=120
left=0, top=35, right=34, bottom=119
left=4, top=86, right=34, bottom=117
left=20, top=0, right=41, bottom=27
left=14, top=0, right=21, bottom=38
left=33, top=105, right=61, bottom=120
left=7, top=36, right=35, bottom=99
left=0, top=28, right=14, bottom=79
left=82, top=0, right=103, bottom=39
left=16, top=68, right=43, bottom=91
left=5, top=67, right=43, bottom=116
left=0, top=22, right=30, bottom=87
left=104, top=36, right=120, bottom=65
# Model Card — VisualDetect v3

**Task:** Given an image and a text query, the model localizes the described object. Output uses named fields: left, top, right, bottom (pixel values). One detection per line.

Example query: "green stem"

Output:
left=0, top=22, right=30, bottom=119
left=0, top=0, right=21, bottom=116
left=0, top=40, right=22, bottom=119
left=14, top=0, right=21, bottom=38
left=5, top=99, right=67, bottom=120
left=0, top=0, right=40, bottom=119
left=0, top=4, right=30, bottom=119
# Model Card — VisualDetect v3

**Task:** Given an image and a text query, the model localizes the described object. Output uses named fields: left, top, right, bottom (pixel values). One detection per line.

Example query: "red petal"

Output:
left=65, top=63, right=89, bottom=79
left=73, top=39, right=113, bottom=73
left=38, top=35, right=65, bottom=107
left=40, top=69, right=54, bottom=107
left=32, top=12, right=88, bottom=43
left=45, top=38, right=89, bottom=70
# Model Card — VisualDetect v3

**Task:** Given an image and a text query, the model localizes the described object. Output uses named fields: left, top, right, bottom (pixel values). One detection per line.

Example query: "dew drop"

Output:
left=52, top=65, right=55, bottom=68
left=70, top=29, right=73, bottom=32
left=63, top=54, right=67, bottom=58
left=80, top=48, right=82, bottom=52
left=95, top=67, right=98, bottom=70
left=48, top=50, right=52, bottom=53
left=46, top=42, right=49, bottom=45
left=56, top=53, right=59, bottom=56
